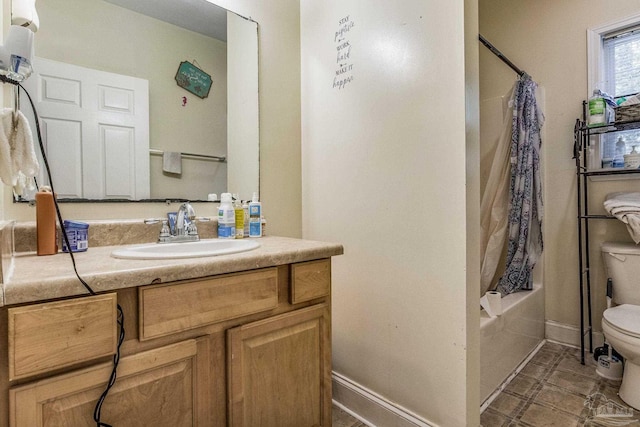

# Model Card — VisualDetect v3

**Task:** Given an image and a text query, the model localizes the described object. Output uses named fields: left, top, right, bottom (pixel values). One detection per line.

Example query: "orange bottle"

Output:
left=36, top=186, right=58, bottom=255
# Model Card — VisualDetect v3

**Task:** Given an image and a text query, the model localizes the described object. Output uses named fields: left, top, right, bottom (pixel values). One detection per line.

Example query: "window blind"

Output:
left=603, top=26, right=640, bottom=97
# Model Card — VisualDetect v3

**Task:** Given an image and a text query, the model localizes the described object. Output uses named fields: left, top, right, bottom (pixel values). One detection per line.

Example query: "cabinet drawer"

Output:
left=290, top=259, right=331, bottom=304
left=8, top=293, right=118, bottom=381
left=139, top=268, right=278, bottom=340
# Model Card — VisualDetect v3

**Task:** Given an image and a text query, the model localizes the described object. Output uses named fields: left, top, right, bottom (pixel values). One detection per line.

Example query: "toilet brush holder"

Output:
left=596, top=355, right=623, bottom=381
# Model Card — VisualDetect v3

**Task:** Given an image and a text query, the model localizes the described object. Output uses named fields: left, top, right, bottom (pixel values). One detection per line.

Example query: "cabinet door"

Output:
left=227, top=304, right=331, bottom=427
left=9, top=338, right=210, bottom=427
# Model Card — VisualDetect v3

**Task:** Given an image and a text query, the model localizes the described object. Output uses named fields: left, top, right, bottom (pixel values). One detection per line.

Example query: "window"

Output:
left=603, top=27, right=640, bottom=98
left=588, top=16, right=640, bottom=169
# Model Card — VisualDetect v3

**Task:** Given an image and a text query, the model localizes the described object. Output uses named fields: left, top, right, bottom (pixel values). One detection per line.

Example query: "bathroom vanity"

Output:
left=0, top=223, right=342, bottom=427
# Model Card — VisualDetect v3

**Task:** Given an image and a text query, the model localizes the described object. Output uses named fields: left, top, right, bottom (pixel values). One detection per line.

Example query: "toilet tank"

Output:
left=602, top=241, right=640, bottom=305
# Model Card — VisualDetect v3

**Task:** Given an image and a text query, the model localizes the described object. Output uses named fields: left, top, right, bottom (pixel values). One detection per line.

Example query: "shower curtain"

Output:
left=481, top=74, right=543, bottom=296
left=480, top=88, right=514, bottom=295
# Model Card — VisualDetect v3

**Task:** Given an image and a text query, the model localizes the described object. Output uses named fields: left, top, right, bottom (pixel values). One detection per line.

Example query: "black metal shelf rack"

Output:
left=574, top=100, right=640, bottom=365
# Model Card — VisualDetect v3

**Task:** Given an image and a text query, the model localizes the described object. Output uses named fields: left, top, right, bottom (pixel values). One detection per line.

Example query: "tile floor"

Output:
left=333, top=341, right=640, bottom=426
left=481, top=341, right=640, bottom=426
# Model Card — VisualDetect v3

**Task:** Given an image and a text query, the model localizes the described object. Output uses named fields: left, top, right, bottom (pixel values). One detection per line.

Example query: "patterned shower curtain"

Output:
left=496, top=74, right=544, bottom=296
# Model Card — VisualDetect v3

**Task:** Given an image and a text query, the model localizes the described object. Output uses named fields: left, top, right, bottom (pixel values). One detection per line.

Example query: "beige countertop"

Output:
left=3, top=236, right=343, bottom=307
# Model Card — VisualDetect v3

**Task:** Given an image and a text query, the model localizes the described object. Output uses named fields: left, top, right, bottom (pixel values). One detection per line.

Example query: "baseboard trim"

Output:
left=545, top=320, right=604, bottom=350
left=332, top=372, right=434, bottom=427
left=333, top=322, right=605, bottom=426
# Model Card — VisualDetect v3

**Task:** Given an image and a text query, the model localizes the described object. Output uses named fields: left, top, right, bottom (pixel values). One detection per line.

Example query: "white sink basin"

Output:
left=111, top=239, right=260, bottom=260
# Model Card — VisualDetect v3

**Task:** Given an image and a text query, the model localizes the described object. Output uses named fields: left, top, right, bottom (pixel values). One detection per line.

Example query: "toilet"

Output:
left=601, top=241, right=640, bottom=410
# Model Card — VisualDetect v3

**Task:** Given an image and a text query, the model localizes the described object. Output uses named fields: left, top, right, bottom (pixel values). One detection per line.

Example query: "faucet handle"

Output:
left=157, top=220, right=172, bottom=243
left=160, top=220, right=171, bottom=237
left=187, top=221, right=198, bottom=237
left=144, top=218, right=164, bottom=224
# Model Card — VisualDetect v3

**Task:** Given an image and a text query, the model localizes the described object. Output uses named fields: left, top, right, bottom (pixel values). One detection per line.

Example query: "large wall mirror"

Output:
left=16, top=0, right=259, bottom=203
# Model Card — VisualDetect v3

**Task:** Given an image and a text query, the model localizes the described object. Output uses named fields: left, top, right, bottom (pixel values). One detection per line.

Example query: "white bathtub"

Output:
left=480, top=282, right=545, bottom=404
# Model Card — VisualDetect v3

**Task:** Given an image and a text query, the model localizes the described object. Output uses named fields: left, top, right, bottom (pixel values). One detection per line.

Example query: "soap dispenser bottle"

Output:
left=248, top=192, right=262, bottom=238
left=36, top=186, right=58, bottom=255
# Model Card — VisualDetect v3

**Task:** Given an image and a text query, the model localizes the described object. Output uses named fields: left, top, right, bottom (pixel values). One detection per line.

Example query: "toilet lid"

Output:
left=604, top=304, right=640, bottom=337
left=601, top=241, right=640, bottom=255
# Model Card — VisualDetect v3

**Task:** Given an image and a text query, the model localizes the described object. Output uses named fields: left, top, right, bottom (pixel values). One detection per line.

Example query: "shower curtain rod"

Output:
left=478, top=34, right=526, bottom=77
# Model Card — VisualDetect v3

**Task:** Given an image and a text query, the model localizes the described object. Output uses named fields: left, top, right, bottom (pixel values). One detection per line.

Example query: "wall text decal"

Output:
left=333, top=15, right=354, bottom=90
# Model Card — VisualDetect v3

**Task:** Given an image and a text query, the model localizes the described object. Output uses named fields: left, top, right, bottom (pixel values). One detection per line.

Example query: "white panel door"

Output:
left=22, top=57, right=150, bottom=199
left=41, top=118, right=83, bottom=198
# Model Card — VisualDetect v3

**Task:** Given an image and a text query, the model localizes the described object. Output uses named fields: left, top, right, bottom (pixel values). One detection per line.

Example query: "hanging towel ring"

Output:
left=12, top=85, right=19, bottom=130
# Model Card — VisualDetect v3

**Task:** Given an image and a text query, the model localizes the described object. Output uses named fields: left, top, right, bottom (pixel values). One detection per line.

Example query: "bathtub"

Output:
left=480, top=282, right=545, bottom=404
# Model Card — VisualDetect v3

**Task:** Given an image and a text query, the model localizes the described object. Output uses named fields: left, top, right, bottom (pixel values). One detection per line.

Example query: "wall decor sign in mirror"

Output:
left=15, top=0, right=259, bottom=203
left=175, top=61, right=212, bottom=99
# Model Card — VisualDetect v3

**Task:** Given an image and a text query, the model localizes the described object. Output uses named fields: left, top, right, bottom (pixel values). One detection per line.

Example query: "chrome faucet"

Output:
left=144, top=202, right=209, bottom=243
left=153, top=202, right=200, bottom=243
left=176, top=202, right=196, bottom=236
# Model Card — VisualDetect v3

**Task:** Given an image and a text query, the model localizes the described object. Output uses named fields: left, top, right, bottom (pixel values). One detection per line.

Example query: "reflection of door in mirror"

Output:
left=22, top=57, right=150, bottom=200
left=16, top=0, right=259, bottom=202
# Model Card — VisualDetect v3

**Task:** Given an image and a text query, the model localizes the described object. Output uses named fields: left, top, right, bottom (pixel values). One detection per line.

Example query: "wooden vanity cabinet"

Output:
left=1, top=258, right=333, bottom=427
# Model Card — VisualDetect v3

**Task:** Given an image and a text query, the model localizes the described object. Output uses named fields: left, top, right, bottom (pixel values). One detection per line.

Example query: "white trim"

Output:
left=545, top=319, right=605, bottom=349
left=587, top=12, right=640, bottom=98
left=587, top=27, right=603, bottom=97
left=332, top=372, right=434, bottom=427
left=333, top=400, right=375, bottom=426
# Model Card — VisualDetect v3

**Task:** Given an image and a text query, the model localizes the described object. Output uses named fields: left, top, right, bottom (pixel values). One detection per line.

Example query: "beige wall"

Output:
left=0, top=0, right=5, bottom=221
left=2, top=0, right=302, bottom=238
left=465, top=0, right=481, bottom=420
left=479, top=0, right=640, bottom=335
left=301, top=0, right=479, bottom=425
left=227, top=12, right=259, bottom=201
left=207, top=0, right=301, bottom=238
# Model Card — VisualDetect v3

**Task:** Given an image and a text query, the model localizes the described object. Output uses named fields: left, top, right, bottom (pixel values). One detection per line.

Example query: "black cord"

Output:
left=17, top=82, right=125, bottom=427
left=94, top=304, right=125, bottom=427
left=17, top=82, right=94, bottom=295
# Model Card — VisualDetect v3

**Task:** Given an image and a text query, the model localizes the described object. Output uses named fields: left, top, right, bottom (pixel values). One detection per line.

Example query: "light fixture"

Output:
left=0, top=25, right=34, bottom=81
left=12, top=0, right=39, bottom=33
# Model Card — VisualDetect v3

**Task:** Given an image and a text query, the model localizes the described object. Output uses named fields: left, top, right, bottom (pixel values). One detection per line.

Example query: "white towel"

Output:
left=162, top=151, right=182, bottom=175
left=604, top=192, right=640, bottom=243
left=0, top=108, right=39, bottom=193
